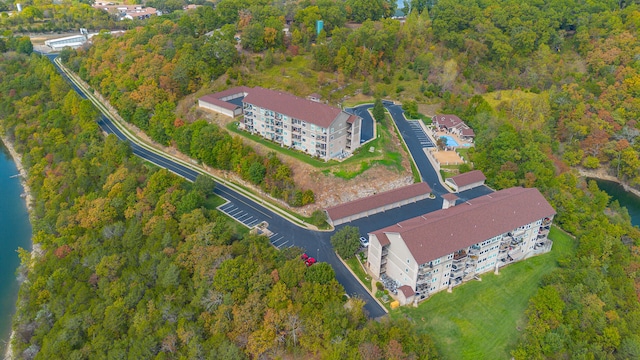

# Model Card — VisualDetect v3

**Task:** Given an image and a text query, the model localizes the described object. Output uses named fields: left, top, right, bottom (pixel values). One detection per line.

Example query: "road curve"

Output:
left=43, top=53, right=390, bottom=317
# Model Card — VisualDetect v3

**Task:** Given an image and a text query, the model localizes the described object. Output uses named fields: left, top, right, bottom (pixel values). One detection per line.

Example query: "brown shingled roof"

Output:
left=375, top=187, right=555, bottom=264
left=199, top=95, right=241, bottom=111
left=433, top=114, right=475, bottom=137
left=209, top=86, right=251, bottom=99
left=442, top=193, right=459, bottom=201
left=398, top=285, right=415, bottom=298
left=243, top=87, right=344, bottom=128
left=447, top=170, right=486, bottom=188
left=325, top=183, right=432, bottom=222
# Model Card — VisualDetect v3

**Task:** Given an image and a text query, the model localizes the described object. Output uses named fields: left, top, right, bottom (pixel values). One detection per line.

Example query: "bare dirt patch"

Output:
left=418, top=102, right=443, bottom=118
left=432, top=150, right=463, bottom=165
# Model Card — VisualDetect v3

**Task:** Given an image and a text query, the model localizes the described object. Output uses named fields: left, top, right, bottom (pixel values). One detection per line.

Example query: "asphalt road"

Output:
left=45, top=52, right=493, bottom=318
left=344, top=104, right=374, bottom=143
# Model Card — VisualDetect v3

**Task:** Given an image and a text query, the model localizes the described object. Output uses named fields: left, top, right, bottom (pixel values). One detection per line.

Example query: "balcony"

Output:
left=380, top=257, right=387, bottom=265
left=453, top=250, right=467, bottom=260
left=512, top=229, right=526, bottom=236
left=542, top=217, right=552, bottom=226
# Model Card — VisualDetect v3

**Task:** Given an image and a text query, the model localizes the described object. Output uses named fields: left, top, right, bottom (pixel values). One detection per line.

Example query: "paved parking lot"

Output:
left=218, top=200, right=295, bottom=249
left=217, top=202, right=264, bottom=228
left=407, top=121, right=435, bottom=148
left=267, top=232, right=294, bottom=249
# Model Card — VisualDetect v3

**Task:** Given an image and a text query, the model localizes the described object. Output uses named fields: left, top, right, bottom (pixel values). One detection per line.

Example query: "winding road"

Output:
left=44, top=52, right=492, bottom=318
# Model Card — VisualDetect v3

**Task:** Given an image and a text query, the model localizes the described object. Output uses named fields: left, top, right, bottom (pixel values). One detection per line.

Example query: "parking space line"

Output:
left=237, top=213, right=250, bottom=220
left=223, top=207, right=237, bottom=215
left=247, top=220, right=260, bottom=227
left=242, top=216, right=253, bottom=223
left=276, top=241, right=289, bottom=248
left=269, top=233, right=278, bottom=238
left=228, top=209, right=243, bottom=216
left=219, top=203, right=234, bottom=211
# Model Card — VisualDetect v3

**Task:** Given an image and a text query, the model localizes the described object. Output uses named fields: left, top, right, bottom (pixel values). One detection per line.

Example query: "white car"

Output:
left=359, top=236, right=369, bottom=247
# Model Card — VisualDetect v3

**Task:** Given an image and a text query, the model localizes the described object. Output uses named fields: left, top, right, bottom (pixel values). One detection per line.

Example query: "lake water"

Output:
left=593, top=178, right=640, bottom=227
left=0, top=141, right=32, bottom=356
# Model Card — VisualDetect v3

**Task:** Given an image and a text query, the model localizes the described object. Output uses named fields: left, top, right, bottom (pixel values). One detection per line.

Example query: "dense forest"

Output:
left=0, top=52, right=437, bottom=359
left=0, top=1, right=119, bottom=33
left=3, top=0, right=640, bottom=358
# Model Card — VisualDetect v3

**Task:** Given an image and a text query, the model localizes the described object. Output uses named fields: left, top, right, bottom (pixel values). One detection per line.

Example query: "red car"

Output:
left=301, top=253, right=309, bottom=261
left=305, top=257, right=317, bottom=267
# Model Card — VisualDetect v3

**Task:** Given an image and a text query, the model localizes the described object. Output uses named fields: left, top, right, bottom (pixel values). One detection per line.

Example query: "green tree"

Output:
left=304, top=262, right=335, bottom=284
left=372, top=98, right=385, bottom=123
left=330, top=226, right=361, bottom=259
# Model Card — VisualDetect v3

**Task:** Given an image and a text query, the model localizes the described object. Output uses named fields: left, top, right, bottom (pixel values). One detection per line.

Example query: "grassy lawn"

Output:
left=482, top=89, right=539, bottom=109
left=203, top=194, right=226, bottom=210
left=345, top=254, right=372, bottom=291
left=391, top=226, right=575, bottom=360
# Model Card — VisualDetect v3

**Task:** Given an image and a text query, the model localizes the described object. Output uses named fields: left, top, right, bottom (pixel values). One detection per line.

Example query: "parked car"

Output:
left=360, top=236, right=369, bottom=247
left=305, top=257, right=317, bottom=267
left=301, top=253, right=316, bottom=266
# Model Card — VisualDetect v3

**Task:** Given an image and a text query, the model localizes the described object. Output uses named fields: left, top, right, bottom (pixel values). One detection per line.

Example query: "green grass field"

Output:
left=391, top=227, right=575, bottom=359
left=482, top=89, right=540, bottom=109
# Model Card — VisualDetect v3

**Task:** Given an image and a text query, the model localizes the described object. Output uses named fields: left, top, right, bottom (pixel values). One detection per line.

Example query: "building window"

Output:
left=407, top=259, right=410, bottom=264
left=405, top=268, right=409, bottom=273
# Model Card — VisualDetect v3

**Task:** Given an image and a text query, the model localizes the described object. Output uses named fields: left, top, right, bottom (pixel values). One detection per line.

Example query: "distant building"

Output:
left=44, top=34, right=87, bottom=50
left=92, top=3, right=157, bottom=21
left=432, top=114, right=475, bottom=141
left=445, top=170, right=486, bottom=192
left=199, top=87, right=362, bottom=161
left=367, top=187, right=555, bottom=305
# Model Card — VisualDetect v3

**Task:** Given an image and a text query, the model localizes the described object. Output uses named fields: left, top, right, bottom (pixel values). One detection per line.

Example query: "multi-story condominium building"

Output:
left=199, top=87, right=362, bottom=161
left=366, top=187, right=555, bottom=305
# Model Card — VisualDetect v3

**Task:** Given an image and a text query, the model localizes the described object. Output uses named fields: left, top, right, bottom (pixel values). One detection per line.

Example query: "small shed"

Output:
left=445, top=170, right=486, bottom=193
left=397, top=285, right=415, bottom=306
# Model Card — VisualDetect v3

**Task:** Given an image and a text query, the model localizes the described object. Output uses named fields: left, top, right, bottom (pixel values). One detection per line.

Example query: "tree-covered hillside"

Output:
left=5, top=0, right=640, bottom=358
left=1, top=52, right=437, bottom=359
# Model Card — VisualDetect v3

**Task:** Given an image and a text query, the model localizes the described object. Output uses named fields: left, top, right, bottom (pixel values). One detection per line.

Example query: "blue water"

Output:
left=0, top=141, right=32, bottom=355
left=440, top=135, right=459, bottom=147
left=593, top=178, right=640, bottom=227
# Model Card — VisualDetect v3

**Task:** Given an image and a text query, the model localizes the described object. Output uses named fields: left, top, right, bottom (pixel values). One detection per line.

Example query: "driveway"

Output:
left=384, top=103, right=449, bottom=196
left=344, top=104, right=375, bottom=143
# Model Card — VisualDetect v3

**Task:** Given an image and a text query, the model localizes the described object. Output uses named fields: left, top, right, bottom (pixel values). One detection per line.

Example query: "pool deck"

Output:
left=432, top=130, right=473, bottom=149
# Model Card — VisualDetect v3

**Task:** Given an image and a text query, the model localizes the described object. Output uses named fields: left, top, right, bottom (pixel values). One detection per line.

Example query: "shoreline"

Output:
left=578, top=168, right=640, bottom=199
left=0, top=135, right=34, bottom=360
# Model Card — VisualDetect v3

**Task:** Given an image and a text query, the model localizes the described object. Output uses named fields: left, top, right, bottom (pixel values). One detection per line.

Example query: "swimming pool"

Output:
left=440, top=135, right=459, bottom=147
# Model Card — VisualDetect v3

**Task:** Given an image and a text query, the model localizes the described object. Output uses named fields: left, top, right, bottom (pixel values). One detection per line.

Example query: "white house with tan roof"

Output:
left=199, top=87, right=362, bottom=161
left=366, top=187, right=555, bottom=305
